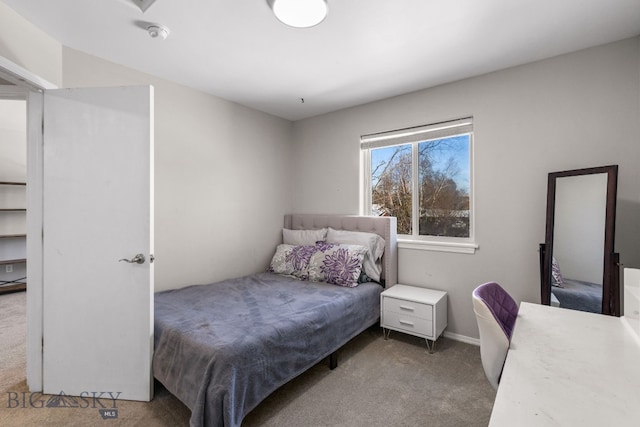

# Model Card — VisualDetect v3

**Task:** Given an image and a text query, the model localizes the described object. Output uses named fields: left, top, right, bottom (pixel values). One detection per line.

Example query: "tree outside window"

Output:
left=363, top=119, right=472, bottom=241
left=371, top=144, right=413, bottom=234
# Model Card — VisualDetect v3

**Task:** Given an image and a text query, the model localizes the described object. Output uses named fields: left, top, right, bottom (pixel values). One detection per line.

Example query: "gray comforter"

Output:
left=153, top=272, right=383, bottom=427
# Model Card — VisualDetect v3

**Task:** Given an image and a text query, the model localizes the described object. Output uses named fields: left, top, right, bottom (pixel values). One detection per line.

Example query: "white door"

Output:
left=42, top=86, right=154, bottom=401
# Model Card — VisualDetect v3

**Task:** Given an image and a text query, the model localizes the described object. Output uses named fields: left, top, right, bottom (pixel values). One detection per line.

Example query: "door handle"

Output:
left=119, top=254, right=145, bottom=264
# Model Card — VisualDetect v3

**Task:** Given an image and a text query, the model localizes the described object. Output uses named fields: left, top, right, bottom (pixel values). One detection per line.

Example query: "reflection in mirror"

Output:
left=540, top=165, right=620, bottom=316
left=550, top=174, right=607, bottom=313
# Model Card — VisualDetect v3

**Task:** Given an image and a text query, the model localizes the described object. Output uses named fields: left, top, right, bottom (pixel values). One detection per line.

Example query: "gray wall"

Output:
left=291, top=37, right=640, bottom=339
left=61, top=47, right=294, bottom=291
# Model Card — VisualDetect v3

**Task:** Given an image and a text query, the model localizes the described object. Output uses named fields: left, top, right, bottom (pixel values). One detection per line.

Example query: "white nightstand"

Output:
left=380, top=284, right=447, bottom=353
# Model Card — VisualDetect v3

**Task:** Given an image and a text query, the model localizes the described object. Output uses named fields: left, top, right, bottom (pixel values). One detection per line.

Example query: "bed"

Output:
left=551, top=278, right=602, bottom=313
left=551, top=257, right=603, bottom=313
left=153, top=214, right=398, bottom=427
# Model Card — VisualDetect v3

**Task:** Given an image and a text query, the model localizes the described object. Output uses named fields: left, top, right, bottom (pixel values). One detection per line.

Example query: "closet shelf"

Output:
left=1, top=181, right=27, bottom=293
left=0, top=258, right=26, bottom=265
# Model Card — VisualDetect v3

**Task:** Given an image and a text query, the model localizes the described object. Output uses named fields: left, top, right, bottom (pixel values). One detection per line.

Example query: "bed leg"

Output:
left=329, top=352, right=338, bottom=370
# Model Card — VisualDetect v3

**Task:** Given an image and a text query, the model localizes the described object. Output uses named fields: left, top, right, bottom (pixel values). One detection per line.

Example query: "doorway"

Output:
left=0, top=57, right=155, bottom=398
left=0, top=58, right=55, bottom=392
left=0, top=96, right=28, bottom=394
left=0, top=98, right=27, bottom=294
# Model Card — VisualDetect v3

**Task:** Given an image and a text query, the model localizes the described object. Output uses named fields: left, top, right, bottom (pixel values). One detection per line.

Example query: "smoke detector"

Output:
left=147, top=24, right=170, bottom=40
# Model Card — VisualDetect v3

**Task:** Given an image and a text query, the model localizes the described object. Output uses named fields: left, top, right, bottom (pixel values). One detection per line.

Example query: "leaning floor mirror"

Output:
left=540, top=165, right=620, bottom=316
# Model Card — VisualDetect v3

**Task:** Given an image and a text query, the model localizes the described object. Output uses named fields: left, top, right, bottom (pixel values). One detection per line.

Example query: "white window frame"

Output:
left=361, top=117, right=477, bottom=254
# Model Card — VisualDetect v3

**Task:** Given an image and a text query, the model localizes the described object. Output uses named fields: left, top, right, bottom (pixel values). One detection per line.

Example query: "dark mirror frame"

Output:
left=540, top=165, right=620, bottom=316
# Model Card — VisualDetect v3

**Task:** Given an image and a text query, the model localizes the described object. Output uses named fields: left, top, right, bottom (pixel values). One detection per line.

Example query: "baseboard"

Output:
left=443, top=331, right=479, bottom=346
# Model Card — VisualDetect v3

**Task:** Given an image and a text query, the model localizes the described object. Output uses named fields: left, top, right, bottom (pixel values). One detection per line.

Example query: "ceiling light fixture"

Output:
left=147, top=24, right=170, bottom=40
left=267, top=0, right=328, bottom=28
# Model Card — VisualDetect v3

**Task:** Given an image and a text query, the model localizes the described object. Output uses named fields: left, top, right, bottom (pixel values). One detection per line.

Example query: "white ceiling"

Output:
left=4, top=0, right=640, bottom=121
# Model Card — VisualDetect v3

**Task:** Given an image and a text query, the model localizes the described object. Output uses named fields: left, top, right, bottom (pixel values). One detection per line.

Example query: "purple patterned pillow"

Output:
left=307, top=242, right=367, bottom=287
left=268, top=244, right=317, bottom=280
left=552, top=257, right=564, bottom=288
left=326, top=228, right=385, bottom=282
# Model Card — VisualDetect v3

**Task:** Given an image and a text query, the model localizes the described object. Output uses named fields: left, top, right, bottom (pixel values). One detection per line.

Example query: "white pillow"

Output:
left=326, top=228, right=385, bottom=282
left=282, top=228, right=328, bottom=246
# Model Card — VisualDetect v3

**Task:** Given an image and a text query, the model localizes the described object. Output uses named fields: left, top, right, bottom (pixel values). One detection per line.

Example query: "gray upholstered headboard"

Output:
left=283, top=214, right=398, bottom=288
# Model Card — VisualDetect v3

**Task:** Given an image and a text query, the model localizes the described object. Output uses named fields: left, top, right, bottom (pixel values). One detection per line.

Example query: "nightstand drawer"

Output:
left=384, top=296, right=433, bottom=320
left=383, top=311, right=433, bottom=337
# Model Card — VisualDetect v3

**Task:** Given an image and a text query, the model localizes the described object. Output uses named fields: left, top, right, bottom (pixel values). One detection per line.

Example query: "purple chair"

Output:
left=472, top=282, right=519, bottom=389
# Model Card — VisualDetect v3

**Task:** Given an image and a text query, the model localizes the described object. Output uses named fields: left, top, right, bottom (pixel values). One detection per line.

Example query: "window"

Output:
left=361, top=118, right=476, bottom=253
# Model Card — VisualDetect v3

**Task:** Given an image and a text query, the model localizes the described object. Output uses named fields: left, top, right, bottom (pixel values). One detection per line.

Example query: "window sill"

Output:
left=398, top=239, right=478, bottom=254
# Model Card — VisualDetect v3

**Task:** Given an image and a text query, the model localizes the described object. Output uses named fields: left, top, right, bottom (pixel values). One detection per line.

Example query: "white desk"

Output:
left=489, top=302, right=640, bottom=426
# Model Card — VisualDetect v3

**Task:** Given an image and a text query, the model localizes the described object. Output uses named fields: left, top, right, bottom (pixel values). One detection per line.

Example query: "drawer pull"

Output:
left=399, top=305, right=415, bottom=311
left=399, top=320, right=414, bottom=326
